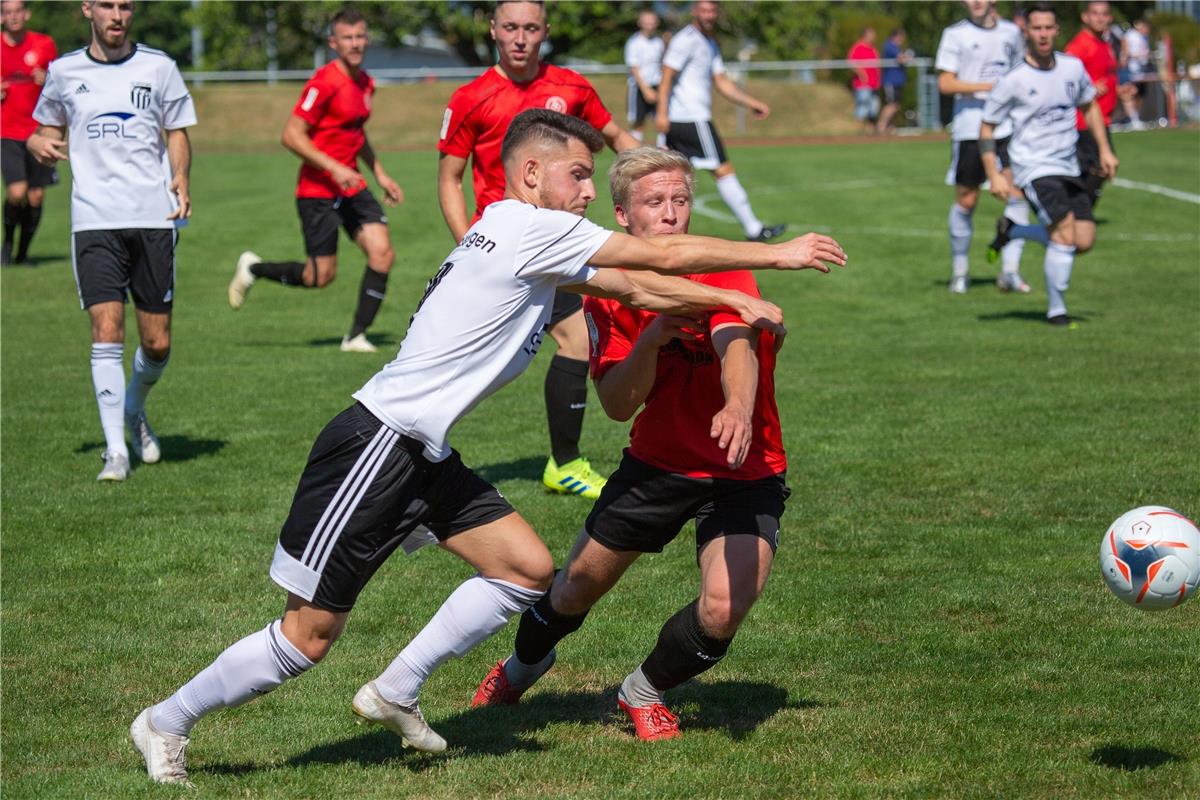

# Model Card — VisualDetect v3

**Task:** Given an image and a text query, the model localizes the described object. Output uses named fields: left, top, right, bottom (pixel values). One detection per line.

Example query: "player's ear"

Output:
left=614, top=204, right=629, bottom=228
left=522, top=157, right=540, bottom=189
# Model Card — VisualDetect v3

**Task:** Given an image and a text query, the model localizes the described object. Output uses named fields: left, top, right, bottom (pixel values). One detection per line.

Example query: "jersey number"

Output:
left=409, top=261, right=455, bottom=324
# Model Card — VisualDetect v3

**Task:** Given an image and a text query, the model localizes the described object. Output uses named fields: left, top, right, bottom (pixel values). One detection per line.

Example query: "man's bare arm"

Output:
left=281, top=114, right=363, bottom=194
left=593, top=314, right=697, bottom=421
left=713, top=72, right=769, bottom=118
left=654, top=66, right=677, bottom=133
left=437, top=152, right=472, bottom=241
left=600, top=119, right=640, bottom=153
left=710, top=324, right=759, bottom=469
left=938, top=71, right=992, bottom=95
left=359, top=135, right=404, bottom=206
left=165, top=128, right=192, bottom=220
left=1083, top=101, right=1119, bottom=177
left=26, top=124, right=68, bottom=165
left=586, top=227, right=846, bottom=275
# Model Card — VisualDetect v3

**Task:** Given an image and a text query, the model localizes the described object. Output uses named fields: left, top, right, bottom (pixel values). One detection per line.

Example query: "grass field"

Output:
left=2, top=129, right=1198, bottom=799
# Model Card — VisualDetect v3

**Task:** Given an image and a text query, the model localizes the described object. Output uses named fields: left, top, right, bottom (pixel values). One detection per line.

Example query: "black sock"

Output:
left=640, top=599, right=732, bottom=692
left=348, top=267, right=389, bottom=338
left=15, top=204, right=41, bottom=262
left=513, top=590, right=590, bottom=665
left=251, top=260, right=307, bottom=285
left=3, top=200, right=20, bottom=253
left=544, top=354, right=589, bottom=464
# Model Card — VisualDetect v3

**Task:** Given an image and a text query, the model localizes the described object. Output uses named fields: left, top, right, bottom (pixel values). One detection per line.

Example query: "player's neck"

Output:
left=3, top=30, right=26, bottom=46
left=1026, top=51, right=1055, bottom=70
left=89, top=38, right=134, bottom=63
left=494, top=61, right=541, bottom=84
left=334, top=57, right=361, bottom=79
left=969, top=14, right=997, bottom=30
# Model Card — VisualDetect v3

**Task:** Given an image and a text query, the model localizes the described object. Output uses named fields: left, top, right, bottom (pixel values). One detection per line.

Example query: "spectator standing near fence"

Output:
left=848, top=27, right=881, bottom=135
left=877, top=28, right=908, bottom=135
left=1122, top=18, right=1152, bottom=127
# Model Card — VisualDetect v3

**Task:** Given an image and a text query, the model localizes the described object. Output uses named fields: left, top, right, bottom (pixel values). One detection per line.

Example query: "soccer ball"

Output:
left=1099, top=505, right=1200, bottom=610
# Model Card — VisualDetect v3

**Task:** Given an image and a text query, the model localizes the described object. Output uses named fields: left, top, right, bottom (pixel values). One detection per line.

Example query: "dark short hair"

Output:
left=493, top=0, right=544, bottom=19
left=330, top=8, right=366, bottom=30
left=1026, top=2, right=1056, bottom=21
left=501, top=109, right=605, bottom=165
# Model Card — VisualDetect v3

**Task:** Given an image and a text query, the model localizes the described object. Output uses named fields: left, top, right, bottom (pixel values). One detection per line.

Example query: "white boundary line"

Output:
left=1110, top=177, right=1200, bottom=205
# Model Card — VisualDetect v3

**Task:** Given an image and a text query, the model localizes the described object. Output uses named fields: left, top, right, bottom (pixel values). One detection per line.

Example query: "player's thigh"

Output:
left=1074, top=220, right=1096, bottom=252
left=439, top=513, right=553, bottom=591
left=552, top=528, right=642, bottom=615
left=548, top=303, right=588, bottom=358
left=87, top=301, right=125, bottom=343
left=352, top=222, right=393, bottom=269
left=297, top=198, right=341, bottom=263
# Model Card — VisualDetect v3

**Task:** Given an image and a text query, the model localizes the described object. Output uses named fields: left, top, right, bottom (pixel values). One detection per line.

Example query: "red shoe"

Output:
left=617, top=698, right=681, bottom=741
left=471, top=660, right=525, bottom=708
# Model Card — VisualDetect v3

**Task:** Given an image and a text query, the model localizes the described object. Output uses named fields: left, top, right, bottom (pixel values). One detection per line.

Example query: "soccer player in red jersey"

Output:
left=1065, top=1, right=1118, bottom=206
left=438, top=0, right=639, bottom=499
left=227, top=8, right=403, bottom=354
left=1, top=0, right=56, bottom=265
left=473, top=147, right=789, bottom=741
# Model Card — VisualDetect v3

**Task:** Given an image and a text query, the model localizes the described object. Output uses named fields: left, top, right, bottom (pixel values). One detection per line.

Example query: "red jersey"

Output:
left=584, top=270, right=786, bottom=480
left=438, top=64, right=613, bottom=219
left=848, top=42, right=881, bottom=90
left=291, top=61, right=374, bottom=199
left=1, top=30, right=57, bottom=141
left=1066, top=29, right=1117, bottom=129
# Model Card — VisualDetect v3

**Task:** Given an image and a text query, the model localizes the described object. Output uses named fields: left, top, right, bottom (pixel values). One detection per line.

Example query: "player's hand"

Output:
left=774, top=233, right=846, bottom=272
left=643, top=86, right=658, bottom=104
left=330, top=163, right=365, bottom=193
left=642, top=314, right=700, bottom=348
left=987, top=173, right=1012, bottom=202
left=654, top=111, right=669, bottom=135
left=732, top=294, right=787, bottom=348
left=167, top=175, right=191, bottom=220
left=750, top=100, right=770, bottom=120
left=711, top=402, right=752, bottom=469
left=1099, top=151, right=1120, bottom=179
left=26, top=132, right=68, bottom=165
left=32, top=67, right=46, bottom=86
left=1094, top=82, right=1109, bottom=97
left=377, top=173, right=404, bottom=206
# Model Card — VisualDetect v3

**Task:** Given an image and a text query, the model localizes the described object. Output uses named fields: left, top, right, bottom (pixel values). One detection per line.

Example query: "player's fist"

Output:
left=1100, top=151, right=1119, bottom=179
left=654, top=111, right=669, bottom=135
left=330, top=163, right=365, bottom=193
left=26, top=132, right=68, bottom=165
left=774, top=233, right=846, bottom=272
left=987, top=172, right=1012, bottom=203
left=643, top=314, right=700, bottom=348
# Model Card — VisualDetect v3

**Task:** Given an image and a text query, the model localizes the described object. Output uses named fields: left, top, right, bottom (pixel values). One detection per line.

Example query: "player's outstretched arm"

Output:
left=281, top=114, right=364, bottom=194
left=437, top=153, right=472, bottom=242
left=589, top=228, right=846, bottom=275
left=654, top=67, right=677, bottom=134
left=165, top=128, right=192, bottom=220
left=594, top=314, right=699, bottom=421
left=710, top=324, right=759, bottom=469
left=937, top=71, right=992, bottom=96
left=714, top=72, right=769, bottom=118
left=26, top=124, right=68, bottom=165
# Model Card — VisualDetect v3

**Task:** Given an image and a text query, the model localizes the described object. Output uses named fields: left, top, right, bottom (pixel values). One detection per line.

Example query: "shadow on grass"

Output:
left=976, top=310, right=1092, bottom=324
left=474, top=456, right=546, bottom=483
left=2, top=253, right=67, bottom=266
left=1089, top=744, right=1184, bottom=771
left=307, top=334, right=399, bottom=349
left=199, top=680, right=807, bottom=777
left=75, top=436, right=227, bottom=462
left=930, top=277, right=997, bottom=289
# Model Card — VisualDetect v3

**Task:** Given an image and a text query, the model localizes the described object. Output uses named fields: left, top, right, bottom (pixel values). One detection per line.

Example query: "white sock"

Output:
left=948, top=203, right=973, bottom=277
left=1044, top=241, right=1076, bottom=318
left=715, top=173, right=763, bottom=239
left=1001, top=198, right=1029, bottom=274
left=631, top=129, right=644, bottom=142
left=126, top=346, right=168, bottom=416
left=374, top=575, right=543, bottom=705
left=619, top=666, right=665, bottom=708
left=655, top=133, right=667, bottom=149
left=91, top=343, right=127, bottom=458
left=1011, top=222, right=1050, bottom=246
left=150, top=620, right=313, bottom=736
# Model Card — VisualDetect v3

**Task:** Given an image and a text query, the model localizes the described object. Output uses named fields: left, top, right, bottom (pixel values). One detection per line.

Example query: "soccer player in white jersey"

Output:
left=128, top=109, right=846, bottom=786
left=655, top=1, right=785, bottom=242
left=935, top=0, right=1030, bottom=294
left=624, top=8, right=665, bottom=145
left=980, top=3, right=1118, bottom=326
left=26, top=0, right=194, bottom=482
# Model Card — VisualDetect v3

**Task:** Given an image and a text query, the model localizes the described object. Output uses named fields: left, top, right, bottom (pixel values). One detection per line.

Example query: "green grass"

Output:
left=2, top=129, right=1198, bottom=799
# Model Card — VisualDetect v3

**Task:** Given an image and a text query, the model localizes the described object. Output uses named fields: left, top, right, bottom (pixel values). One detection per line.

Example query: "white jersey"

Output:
left=32, top=45, right=196, bottom=232
left=983, top=54, right=1096, bottom=188
left=354, top=201, right=610, bottom=462
left=625, top=32, right=664, bottom=87
left=662, top=24, right=725, bottom=123
left=935, top=18, right=1024, bottom=140
left=1123, top=28, right=1151, bottom=76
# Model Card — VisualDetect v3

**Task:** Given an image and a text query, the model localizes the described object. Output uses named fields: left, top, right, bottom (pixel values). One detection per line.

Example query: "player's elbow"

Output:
left=597, top=388, right=637, bottom=422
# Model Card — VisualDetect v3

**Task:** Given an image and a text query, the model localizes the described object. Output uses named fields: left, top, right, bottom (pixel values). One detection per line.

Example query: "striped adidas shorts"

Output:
left=270, top=403, right=514, bottom=611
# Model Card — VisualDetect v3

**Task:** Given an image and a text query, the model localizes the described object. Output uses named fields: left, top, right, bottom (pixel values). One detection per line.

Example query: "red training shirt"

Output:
left=291, top=61, right=374, bottom=199
left=848, top=42, right=881, bottom=90
left=584, top=270, right=786, bottom=480
left=1, top=30, right=57, bottom=141
left=1065, top=29, right=1117, bottom=129
left=438, top=64, right=613, bottom=220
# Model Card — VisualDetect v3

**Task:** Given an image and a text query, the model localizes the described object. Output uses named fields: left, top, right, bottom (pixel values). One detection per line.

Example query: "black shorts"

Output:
left=882, top=84, right=902, bottom=105
left=948, top=137, right=1011, bottom=188
left=72, top=228, right=177, bottom=312
left=270, top=403, right=515, bottom=612
left=585, top=451, right=789, bottom=557
left=297, top=189, right=387, bottom=258
left=1024, top=175, right=1094, bottom=226
left=627, top=81, right=659, bottom=125
left=666, top=121, right=728, bottom=171
left=1076, top=127, right=1114, bottom=177
left=1, top=137, right=58, bottom=189
left=549, top=290, right=582, bottom=327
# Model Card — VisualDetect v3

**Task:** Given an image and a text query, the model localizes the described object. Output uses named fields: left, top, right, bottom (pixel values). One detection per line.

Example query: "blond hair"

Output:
left=608, top=147, right=694, bottom=209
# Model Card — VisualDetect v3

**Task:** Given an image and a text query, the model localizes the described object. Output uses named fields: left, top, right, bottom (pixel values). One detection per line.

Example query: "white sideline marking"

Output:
left=1110, top=178, right=1200, bottom=205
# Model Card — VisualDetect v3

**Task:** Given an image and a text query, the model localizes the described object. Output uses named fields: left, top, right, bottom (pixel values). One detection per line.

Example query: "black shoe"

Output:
left=748, top=223, right=787, bottom=242
left=986, top=216, right=1014, bottom=264
left=1047, top=314, right=1071, bottom=326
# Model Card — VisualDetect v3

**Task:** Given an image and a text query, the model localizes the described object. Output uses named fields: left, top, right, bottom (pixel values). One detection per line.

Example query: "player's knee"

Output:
left=371, top=246, right=394, bottom=272
left=142, top=342, right=171, bottom=362
left=6, top=184, right=27, bottom=204
left=26, top=189, right=44, bottom=208
left=552, top=570, right=603, bottom=616
left=697, top=593, right=753, bottom=639
left=956, top=191, right=979, bottom=212
left=309, top=265, right=336, bottom=287
left=501, top=549, right=555, bottom=593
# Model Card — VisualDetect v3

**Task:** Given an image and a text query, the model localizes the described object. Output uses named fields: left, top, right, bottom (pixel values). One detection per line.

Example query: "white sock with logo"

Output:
left=1001, top=198, right=1029, bottom=275
left=716, top=173, right=764, bottom=239
left=948, top=203, right=973, bottom=277
left=1044, top=241, right=1076, bottom=318
left=91, top=343, right=127, bottom=458
left=150, top=620, right=314, bottom=736
left=374, top=575, right=543, bottom=705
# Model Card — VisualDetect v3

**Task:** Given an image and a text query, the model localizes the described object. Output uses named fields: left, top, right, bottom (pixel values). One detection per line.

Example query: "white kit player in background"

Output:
left=127, top=110, right=845, bottom=786
left=26, top=0, right=194, bottom=481
left=980, top=3, right=1118, bottom=326
left=935, top=0, right=1030, bottom=294
left=624, top=8, right=665, bottom=146
left=655, top=1, right=785, bottom=242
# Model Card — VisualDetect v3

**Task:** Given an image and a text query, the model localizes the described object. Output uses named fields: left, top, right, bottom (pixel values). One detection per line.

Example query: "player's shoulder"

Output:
left=995, top=19, right=1022, bottom=36
left=447, top=68, right=501, bottom=107
left=1056, top=52, right=1087, bottom=74
left=541, top=63, right=597, bottom=91
left=28, top=30, right=56, bottom=48
left=133, top=44, right=179, bottom=65
left=50, top=47, right=89, bottom=65
left=940, top=19, right=973, bottom=39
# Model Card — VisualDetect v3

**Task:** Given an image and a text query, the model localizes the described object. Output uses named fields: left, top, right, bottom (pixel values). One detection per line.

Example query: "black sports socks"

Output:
left=640, top=599, right=732, bottom=692
left=251, top=260, right=307, bottom=285
left=513, top=590, right=590, bottom=666
left=544, top=355, right=589, bottom=464
left=348, top=267, right=389, bottom=338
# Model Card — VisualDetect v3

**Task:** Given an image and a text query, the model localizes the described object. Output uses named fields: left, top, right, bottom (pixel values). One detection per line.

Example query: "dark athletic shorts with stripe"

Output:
left=585, top=450, right=789, bottom=558
left=72, top=228, right=177, bottom=312
left=270, top=403, right=515, bottom=612
left=296, top=189, right=387, bottom=258
left=666, top=120, right=728, bottom=171
left=947, top=137, right=1011, bottom=188
left=1023, top=175, right=1094, bottom=226
left=1, top=137, right=58, bottom=188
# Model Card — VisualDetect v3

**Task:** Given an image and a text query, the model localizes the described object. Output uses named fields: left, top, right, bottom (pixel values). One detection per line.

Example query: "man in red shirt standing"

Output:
left=227, top=8, right=403, bottom=354
left=1066, top=1, right=1119, bottom=206
left=1, top=0, right=56, bottom=265
left=438, top=0, right=638, bottom=500
left=472, top=147, right=789, bottom=741
left=848, top=26, right=881, bottom=135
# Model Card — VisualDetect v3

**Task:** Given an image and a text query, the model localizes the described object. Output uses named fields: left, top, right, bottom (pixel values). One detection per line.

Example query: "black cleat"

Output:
left=1047, top=314, right=1071, bottom=326
left=748, top=223, right=787, bottom=242
left=986, top=216, right=1014, bottom=264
